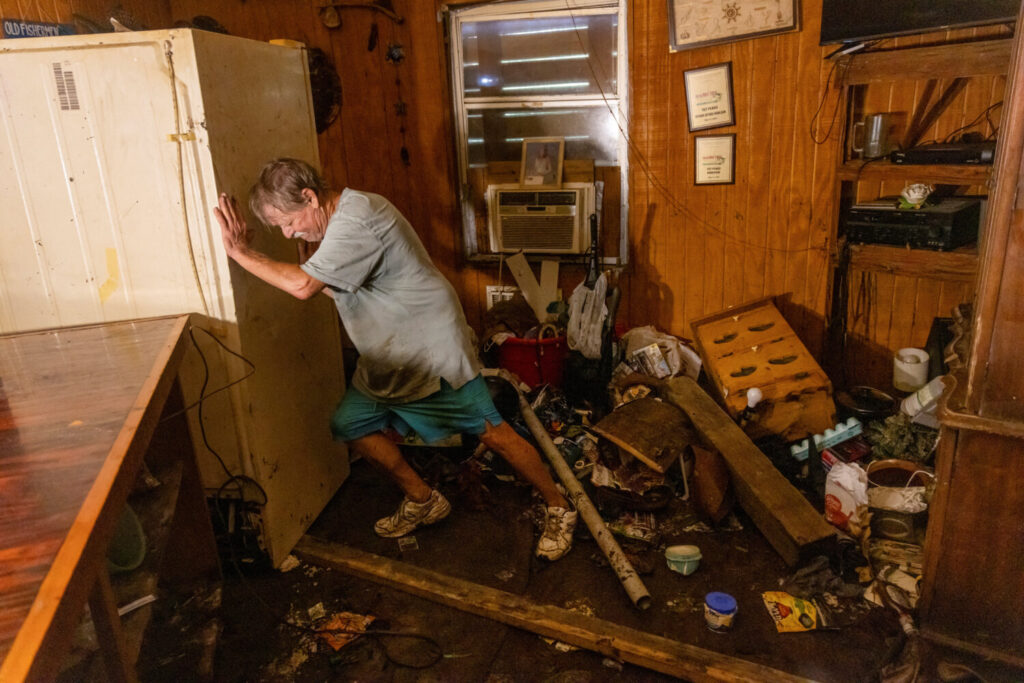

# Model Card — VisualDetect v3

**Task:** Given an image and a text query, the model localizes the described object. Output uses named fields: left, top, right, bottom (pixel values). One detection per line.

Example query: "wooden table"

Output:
left=0, top=316, right=219, bottom=682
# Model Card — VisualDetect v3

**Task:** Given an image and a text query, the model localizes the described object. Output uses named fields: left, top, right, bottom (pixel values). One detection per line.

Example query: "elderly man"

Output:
left=214, top=158, right=576, bottom=560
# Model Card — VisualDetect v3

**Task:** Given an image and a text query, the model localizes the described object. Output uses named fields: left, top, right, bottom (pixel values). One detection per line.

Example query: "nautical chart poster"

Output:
left=669, top=0, right=800, bottom=51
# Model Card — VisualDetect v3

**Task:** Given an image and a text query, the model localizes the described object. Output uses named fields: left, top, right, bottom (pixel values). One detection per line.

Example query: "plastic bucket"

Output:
left=107, top=504, right=146, bottom=573
left=866, top=459, right=933, bottom=543
left=665, top=544, right=702, bottom=575
left=497, top=336, right=568, bottom=388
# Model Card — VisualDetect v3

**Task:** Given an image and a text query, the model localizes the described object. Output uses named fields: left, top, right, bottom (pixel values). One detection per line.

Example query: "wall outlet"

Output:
left=485, top=285, right=520, bottom=309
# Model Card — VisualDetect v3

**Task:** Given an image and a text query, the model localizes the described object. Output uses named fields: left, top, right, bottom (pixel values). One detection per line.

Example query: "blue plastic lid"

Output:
left=705, top=592, right=737, bottom=613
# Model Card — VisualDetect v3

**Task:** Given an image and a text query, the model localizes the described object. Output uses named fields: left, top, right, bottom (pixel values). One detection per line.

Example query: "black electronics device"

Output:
left=843, top=198, right=982, bottom=250
left=820, top=0, right=1019, bottom=45
left=890, top=142, right=997, bottom=165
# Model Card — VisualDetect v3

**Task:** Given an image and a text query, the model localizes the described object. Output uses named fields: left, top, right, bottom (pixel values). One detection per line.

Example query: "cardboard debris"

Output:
left=590, top=397, right=697, bottom=473
left=318, top=611, right=376, bottom=651
left=690, top=444, right=733, bottom=523
left=279, top=555, right=301, bottom=572
left=607, top=511, right=660, bottom=545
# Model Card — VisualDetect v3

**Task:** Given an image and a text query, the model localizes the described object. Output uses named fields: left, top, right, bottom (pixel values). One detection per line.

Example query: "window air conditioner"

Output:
left=486, top=182, right=596, bottom=254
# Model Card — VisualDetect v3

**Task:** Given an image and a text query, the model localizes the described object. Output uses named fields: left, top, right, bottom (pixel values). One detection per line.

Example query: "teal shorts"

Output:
left=330, top=375, right=504, bottom=445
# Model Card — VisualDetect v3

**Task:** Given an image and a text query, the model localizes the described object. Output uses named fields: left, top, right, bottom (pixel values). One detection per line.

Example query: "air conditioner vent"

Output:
left=501, top=216, right=576, bottom=251
left=536, top=191, right=576, bottom=205
left=499, top=191, right=538, bottom=206
left=486, top=182, right=595, bottom=254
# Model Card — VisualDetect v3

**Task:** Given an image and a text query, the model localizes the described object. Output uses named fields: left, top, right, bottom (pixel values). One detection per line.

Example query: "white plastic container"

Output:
left=901, top=376, right=945, bottom=417
left=893, top=348, right=929, bottom=392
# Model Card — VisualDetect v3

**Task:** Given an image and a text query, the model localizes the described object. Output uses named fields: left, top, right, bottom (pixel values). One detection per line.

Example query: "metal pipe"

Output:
left=518, top=393, right=652, bottom=610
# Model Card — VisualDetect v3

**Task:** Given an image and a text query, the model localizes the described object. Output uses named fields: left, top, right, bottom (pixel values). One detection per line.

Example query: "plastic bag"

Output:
left=868, top=485, right=928, bottom=514
left=824, top=462, right=868, bottom=531
left=566, top=273, right=607, bottom=359
left=762, top=591, right=820, bottom=632
left=620, top=325, right=702, bottom=379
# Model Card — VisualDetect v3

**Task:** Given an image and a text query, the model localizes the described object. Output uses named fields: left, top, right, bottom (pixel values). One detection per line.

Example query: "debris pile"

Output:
left=477, top=288, right=946, bottom=678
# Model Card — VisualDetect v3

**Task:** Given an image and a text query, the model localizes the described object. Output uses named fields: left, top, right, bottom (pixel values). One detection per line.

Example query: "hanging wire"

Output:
left=809, top=54, right=852, bottom=145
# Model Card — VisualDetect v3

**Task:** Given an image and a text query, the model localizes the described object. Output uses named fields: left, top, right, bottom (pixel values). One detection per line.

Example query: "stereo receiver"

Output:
left=842, top=198, right=982, bottom=250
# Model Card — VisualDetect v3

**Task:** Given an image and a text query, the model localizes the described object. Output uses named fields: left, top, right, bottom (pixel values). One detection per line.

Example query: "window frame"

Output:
left=447, top=0, right=629, bottom=263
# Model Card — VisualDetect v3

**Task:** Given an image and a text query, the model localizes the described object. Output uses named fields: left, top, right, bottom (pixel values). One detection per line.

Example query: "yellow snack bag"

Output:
left=762, top=591, right=818, bottom=632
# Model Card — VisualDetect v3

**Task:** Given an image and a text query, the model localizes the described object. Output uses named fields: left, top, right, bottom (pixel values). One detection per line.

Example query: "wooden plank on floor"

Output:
left=294, top=536, right=817, bottom=683
left=660, top=377, right=836, bottom=566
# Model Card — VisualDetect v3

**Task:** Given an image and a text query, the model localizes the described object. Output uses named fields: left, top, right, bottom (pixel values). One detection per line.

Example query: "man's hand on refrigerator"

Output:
left=215, top=193, right=254, bottom=257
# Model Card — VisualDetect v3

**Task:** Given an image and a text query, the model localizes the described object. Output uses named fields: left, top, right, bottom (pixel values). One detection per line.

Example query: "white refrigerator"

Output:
left=0, top=28, right=348, bottom=566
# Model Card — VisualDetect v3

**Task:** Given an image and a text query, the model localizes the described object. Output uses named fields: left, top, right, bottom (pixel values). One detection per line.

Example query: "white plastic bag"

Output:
left=824, top=462, right=868, bottom=531
left=566, top=273, right=607, bottom=359
left=620, top=325, right=702, bottom=379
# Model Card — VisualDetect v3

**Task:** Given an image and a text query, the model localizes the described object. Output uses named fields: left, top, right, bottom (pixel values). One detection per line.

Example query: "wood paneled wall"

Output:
left=0, top=0, right=171, bottom=33
left=2, top=1, right=1006, bottom=380
left=626, top=1, right=839, bottom=356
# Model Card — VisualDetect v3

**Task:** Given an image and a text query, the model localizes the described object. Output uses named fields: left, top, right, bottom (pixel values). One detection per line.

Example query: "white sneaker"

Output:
left=535, top=506, right=578, bottom=560
left=374, top=489, right=451, bottom=538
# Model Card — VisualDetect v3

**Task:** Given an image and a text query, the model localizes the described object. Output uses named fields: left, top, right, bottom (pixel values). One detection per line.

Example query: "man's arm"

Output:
left=229, top=246, right=325, bottom=300
left=215, top=193, right=326, bottom=300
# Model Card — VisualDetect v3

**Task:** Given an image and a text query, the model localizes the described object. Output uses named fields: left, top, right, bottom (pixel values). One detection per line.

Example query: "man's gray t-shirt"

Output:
left=300, top=189, right=480, bottom=403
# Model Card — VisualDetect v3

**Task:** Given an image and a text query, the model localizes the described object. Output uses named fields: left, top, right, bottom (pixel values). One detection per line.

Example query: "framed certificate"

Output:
left=669, top=0, right=800, bottom=52
left=694, top=134, right=736, bottom=185
left=683, top=62, right=735, bottom=132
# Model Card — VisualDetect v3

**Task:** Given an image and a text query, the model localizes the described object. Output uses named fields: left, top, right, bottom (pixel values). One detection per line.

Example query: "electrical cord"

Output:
left=941, top=101, right=1003, bottom=143
left=160, top=327, right=258, bottom=423
left=810, top=54, right=853, bottom=145
left=178, top=323, right=444, bottom=670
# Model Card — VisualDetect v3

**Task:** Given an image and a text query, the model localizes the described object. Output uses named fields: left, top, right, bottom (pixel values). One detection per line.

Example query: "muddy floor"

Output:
left=126, top=453, right=1020, bottom=683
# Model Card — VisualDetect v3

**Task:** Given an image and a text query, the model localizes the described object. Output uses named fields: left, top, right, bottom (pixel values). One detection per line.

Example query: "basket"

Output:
left=497, top=335, right=568, bottom=388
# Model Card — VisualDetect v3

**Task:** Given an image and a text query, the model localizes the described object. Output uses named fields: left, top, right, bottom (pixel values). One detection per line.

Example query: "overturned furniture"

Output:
left=691, top=297, right=836, bottom=442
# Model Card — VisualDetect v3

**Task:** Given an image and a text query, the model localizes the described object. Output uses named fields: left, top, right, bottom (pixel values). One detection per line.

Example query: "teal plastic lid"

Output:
left=705, top=592, right=737, bottom=614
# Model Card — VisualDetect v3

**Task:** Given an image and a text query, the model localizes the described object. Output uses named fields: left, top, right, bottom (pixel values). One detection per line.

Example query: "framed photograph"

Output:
left=519, top=137, right=564, bottom=189
left=669, top=0, right=800, bottom=52
left=694, top=134, right=736, bottom=185
left=683, top=62, right=735, bottom=132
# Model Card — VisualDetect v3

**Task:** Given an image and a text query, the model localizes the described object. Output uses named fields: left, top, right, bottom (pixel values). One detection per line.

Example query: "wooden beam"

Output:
left=901, top=79, right=938, bottom=149
left=841, top=39, right=1011, bottom=85
left=660, top=378, right=836, bottom=566
left=835, top=161, right=991, bottom=184
left=88, top=572, right=138, bottom=683
left=293, top=536, right=817, bottom=683
left=902, top=78, right=968, bottom=149
left=848, top=244, right=978, bottom=282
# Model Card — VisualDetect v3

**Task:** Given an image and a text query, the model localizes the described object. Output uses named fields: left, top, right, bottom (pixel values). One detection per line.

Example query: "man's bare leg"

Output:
left=479, top=421, right=568, bottom=508
left=349, top=432, right=431, bottom=502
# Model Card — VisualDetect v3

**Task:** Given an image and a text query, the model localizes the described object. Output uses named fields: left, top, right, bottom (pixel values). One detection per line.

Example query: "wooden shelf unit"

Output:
left=829, top=39, right=1007, bottom=390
